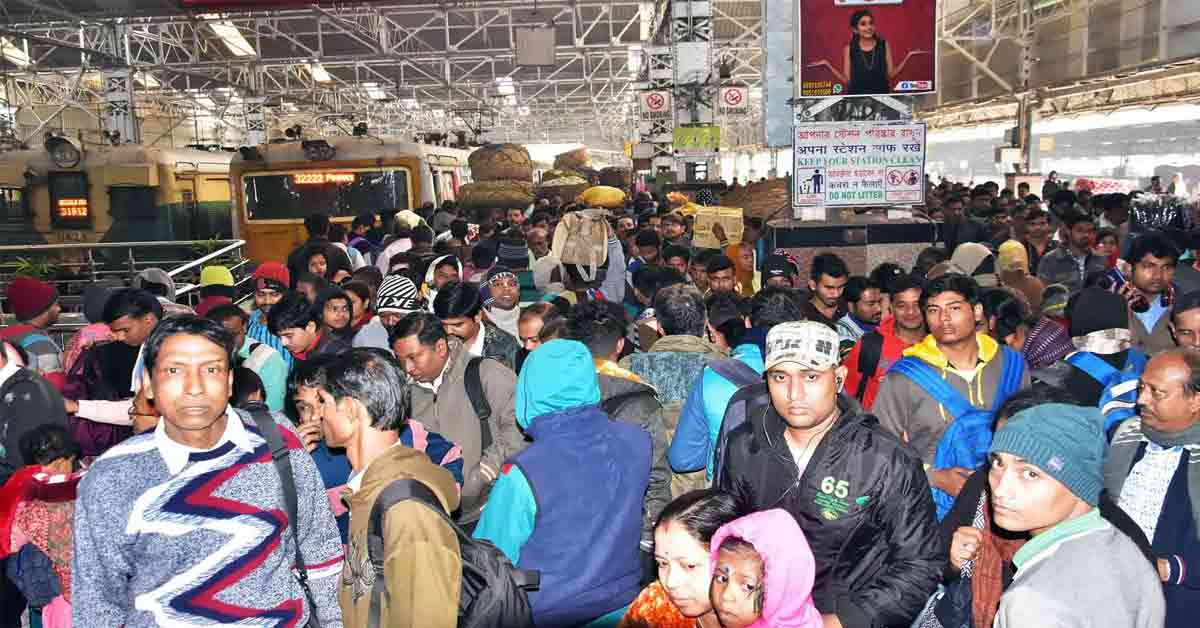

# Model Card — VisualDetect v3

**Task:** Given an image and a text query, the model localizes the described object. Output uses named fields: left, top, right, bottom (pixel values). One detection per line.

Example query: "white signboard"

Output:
left=792, top=121, right=926, bottom=207
left=639, top=90, right=673, bottom=122
left=718, top=85, right=749, bottom=115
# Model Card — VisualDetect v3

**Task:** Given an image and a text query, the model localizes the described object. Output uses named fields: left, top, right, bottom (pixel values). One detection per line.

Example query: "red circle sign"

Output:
left=723, top=88, right=743, bottom=106
left=646, top=93, right=665, bottom=110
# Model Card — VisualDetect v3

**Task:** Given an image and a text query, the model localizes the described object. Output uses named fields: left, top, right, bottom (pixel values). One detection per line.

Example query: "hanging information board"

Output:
left=792, top=121, right=925, bottom=207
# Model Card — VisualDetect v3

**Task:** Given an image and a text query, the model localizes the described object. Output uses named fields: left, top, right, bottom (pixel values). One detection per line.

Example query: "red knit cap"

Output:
left=252, top=262, right=290, bottom=290
left=6, top=276, right=58, bottom=321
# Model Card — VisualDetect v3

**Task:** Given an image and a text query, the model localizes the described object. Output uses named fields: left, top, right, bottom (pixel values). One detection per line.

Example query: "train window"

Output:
left=244, top=169, right=411, bottom=220
left=109, top=187, right=157, bottom=220
left=0, top=188, right=28, bottom=226
left=48, top=172, right=91, bottom=228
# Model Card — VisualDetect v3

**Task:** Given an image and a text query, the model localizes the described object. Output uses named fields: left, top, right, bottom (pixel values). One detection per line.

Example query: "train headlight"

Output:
left=44, top=135, right=81, bottom=168
left=301, top=139, right=336, bottom=161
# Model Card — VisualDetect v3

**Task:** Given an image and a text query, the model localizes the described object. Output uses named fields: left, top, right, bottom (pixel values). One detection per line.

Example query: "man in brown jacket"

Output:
left=322, top=347, right=461, bottom=628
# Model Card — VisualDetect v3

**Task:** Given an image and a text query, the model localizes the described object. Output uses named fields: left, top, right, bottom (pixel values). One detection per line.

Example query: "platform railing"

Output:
left=0, top=239, right=250, bottom=348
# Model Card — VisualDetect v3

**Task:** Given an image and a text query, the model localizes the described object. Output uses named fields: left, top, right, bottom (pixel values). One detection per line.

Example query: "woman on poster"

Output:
left=808, top=9, right=928, bottom=95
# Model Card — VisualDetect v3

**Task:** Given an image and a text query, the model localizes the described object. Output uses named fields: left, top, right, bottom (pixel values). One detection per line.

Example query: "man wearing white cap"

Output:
left=717, top=321, right=941, bottom=628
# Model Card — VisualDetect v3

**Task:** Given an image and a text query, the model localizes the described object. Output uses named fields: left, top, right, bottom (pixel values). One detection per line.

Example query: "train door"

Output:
left=177, top=177, right=201, bottom=240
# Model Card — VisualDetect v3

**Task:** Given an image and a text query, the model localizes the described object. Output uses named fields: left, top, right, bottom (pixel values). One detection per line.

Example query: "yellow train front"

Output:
left=231, top=137, right=471, bottom=263
left=0, top=143, right=234, bottom=249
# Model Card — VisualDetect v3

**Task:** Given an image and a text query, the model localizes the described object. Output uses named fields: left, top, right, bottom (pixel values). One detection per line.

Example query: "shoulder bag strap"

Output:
left=250, top=410, right=323, bottom=628
left=991, top=347, right=1027, bottom=410
left=464, top=357, right=494, bottom=451
left=1066, top=351, right=1119, bottom=384
left=707, top=358, right=762, bottom=388
left=888, top=357, right=976, bottom=421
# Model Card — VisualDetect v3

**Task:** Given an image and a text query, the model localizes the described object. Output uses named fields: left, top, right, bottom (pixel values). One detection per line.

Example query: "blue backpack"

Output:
left=888, top=346, right=1025, bottom=520
left=1065, top=350, right=1146, bottom=439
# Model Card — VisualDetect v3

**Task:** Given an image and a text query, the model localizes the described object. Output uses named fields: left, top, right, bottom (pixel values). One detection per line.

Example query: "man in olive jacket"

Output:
left=323, top=348, right=461, bottom=628
left=392, top=312, right=526, bottom=521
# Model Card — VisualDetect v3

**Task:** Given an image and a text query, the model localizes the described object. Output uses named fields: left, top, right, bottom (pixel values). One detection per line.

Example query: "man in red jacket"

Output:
left=842, top=273, right=926, bottom=409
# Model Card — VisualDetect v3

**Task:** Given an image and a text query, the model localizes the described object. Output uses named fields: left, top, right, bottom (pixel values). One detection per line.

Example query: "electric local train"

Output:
left=0, top=142, right=235, bottom=248
left=231, top=137, right=472, bottom=262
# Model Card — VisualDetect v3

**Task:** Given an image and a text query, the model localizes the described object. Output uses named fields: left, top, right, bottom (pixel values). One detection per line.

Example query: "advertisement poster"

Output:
left=673, top=126, right=721, bottom=157
left=792, top=122, right=926, bottom=207
left=797, top=0, right=936, bottom=97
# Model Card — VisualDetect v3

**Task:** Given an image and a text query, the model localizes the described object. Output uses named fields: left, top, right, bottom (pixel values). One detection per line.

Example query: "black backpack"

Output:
left=854, top=331, right=885, bottom=402
left=367, top=478, right=539, bottom=628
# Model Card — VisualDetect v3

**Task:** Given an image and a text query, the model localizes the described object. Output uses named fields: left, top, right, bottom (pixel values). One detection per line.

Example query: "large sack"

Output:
left=576, top=185, right=627, bottom=209
left=540, top=169, right=581, bottom=183
left=551, top=208, right=611, bottom=282
left=554, top=147, right=591, bottom=171
left=536, top=176, right=589, bottom=202
left=469, top=144, right=533, bottom=182
left=458, top=180, right=535, bottom=210
left=598, top=167, right=632, bottom=189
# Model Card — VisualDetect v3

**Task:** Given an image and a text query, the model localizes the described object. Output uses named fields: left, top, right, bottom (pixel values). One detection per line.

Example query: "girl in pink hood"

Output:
left=709, top=509, right=822, bottom=628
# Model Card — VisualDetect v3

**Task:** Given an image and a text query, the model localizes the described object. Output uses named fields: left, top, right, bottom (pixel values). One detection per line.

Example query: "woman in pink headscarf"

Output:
left=709, top=509, right=822, bottom=628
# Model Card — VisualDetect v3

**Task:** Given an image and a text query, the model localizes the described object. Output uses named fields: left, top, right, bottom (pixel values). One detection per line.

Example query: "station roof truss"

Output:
left=0, top=0, right=763, bottom=150
left=927, top=0, right=1200, bottom=127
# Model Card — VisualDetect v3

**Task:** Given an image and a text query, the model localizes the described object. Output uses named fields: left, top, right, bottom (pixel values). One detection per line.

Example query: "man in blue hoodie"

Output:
left=669, top=287, right=804, bottom=481
left=474, top=339, right=652, bottom=627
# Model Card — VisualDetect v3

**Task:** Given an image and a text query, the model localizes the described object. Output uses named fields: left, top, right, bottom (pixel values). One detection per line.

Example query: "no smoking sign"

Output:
left=639, top=90, right=672, bottom=121
left=719, top=85, right=749, bottom=114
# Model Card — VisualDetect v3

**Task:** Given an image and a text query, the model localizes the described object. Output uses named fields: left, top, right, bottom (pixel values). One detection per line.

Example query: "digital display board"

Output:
left=293, top=173, right=356, bottom=185
left=48, top=171, right=91, bottom=227
left=55, top=198, right=89, bottom=219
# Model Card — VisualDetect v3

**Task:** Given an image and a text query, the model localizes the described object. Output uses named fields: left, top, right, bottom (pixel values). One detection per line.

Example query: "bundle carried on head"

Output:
left=541, top=169, right=583, bottom=184
left=597, top=167, right=632, bottom=190
left=553, top=146, right=591, bottom=171
left=536, top=176, right=590, bottom=202
left=576, top=185, right=627, bottom=209
left=468, top=143, right=533, bottom=182
left=458, top=180, right=535, bottom=210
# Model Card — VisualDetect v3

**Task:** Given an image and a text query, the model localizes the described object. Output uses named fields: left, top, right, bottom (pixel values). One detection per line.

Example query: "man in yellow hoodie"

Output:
left=873, top=274, right=1029, bottom=511
left=320, top=347, right=461, bottom=628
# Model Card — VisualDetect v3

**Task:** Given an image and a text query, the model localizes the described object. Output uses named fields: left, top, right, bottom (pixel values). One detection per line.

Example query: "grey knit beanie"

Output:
left=990, top=403, right=1107, bottom=506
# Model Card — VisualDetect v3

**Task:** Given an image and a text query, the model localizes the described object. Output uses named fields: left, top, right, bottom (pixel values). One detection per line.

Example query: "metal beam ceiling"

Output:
left=0, top=0, right=763, bottom=149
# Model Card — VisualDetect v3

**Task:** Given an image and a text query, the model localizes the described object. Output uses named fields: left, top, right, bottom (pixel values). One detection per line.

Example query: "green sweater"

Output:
left=995, top=509, right=1165, bottom=628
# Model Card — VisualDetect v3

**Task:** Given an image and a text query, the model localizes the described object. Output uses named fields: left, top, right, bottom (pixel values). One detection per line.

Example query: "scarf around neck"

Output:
left=486, top=305, right=520, bottom=339
left=1106, top=418, right=1200, bottom=542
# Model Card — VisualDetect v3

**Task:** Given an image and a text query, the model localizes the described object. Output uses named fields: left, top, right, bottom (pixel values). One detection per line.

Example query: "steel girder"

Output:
left=0, top=0, right=763, bottom=149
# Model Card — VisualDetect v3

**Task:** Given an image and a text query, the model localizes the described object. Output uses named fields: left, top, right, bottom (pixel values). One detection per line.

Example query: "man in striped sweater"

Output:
left=72, top=315, right=344, bottom=627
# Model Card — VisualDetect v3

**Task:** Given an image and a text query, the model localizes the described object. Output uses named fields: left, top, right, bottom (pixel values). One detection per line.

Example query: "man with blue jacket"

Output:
left=474, top=339, right=652, bottom=627
left=669, top=287, right=804, bottom=481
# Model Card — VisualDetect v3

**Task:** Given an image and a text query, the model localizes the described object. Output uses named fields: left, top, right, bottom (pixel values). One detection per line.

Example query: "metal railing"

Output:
left=0, top=239, right=250, bottom=346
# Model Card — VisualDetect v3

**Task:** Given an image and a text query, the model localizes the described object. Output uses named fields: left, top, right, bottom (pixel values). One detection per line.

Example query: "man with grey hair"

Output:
left=619, top=284, right=727, bottom=496
left=1106, top=349, right=1200, bottom=628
